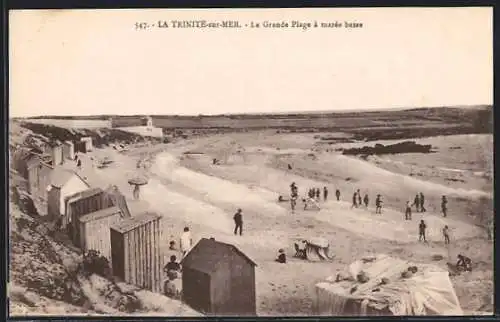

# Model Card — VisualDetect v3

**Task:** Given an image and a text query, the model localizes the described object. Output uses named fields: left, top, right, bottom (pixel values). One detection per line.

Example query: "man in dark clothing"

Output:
left=363, top=194, right=369, bottom=208
left=357, top=189, right=362, bottom=206
left=419, top=220, right=427, bottom=242
left=419, top=192, right=426, bottom=212
left=351, top=192, right=358, bottom=208
left=375, top=195, right=383, bottom=214
left=456, top=254, right=472, bottom=272
left=441, top=196, right=448, bottom=217
left=412, top=194, right=421, bottom=212
left=315, top=188, right=321, bottom=200
left=233, top=208, right=243, bottom=236
left=335, top=189, right=341, bottom=201
left=164, top=255, right=181, bottom=272
left=77, top=158, right=82, bottom=169
left=405, top=201, right=412, bottom=220
left=323, top=187, right=329, bottom=201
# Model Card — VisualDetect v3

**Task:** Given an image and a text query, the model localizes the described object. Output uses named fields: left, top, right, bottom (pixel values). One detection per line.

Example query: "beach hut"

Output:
left=181, top=238, right=257, bottom=316
left=62, top=141, right=75, bottom=160
left=27, top=159, right=54, bottom=203
left=80, top=137, right=93, bottom=152
left=78, top=206, right=123, bottom=261
left=47, top=168, right=90, bottom=219
left=110, top=212, right=163, bottom=293
left=65, top=186, right=130, bottom=238
left=49, top=141, right=64, bottom=166
left=313, top=254, right=463, bottom=316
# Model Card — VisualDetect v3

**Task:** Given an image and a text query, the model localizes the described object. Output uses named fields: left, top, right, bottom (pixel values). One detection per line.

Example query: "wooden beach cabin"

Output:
left=110, top=212, right=163, bottom=293
left=181, top=238, right=257, bottom=316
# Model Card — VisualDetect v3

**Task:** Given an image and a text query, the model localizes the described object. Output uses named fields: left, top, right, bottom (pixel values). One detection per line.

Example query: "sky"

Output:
left=9, top=8, right=493, bottom=117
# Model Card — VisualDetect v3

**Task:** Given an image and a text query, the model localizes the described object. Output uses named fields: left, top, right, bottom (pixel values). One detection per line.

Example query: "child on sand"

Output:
left=419, top=220, right=427, bottom=242
left=363, top=194, right=369, bottom=208
left=443, top=225, right=450, bottom=244
left=276, top=249, right=287, bottom=263
left=405, top=201, right=412, bottom=220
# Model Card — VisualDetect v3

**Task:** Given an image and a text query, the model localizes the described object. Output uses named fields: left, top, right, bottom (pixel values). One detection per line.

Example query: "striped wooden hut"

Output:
left=65, top=186, right=131, bottom=239
left=78, top=206, right=123, bottom=261
left=110, top=212, right=163, bottom=293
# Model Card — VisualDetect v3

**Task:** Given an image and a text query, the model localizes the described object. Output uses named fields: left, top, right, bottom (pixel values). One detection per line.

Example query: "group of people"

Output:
left=351, top=189, right=384, bottom=214
left=288, top=182, right=342, bottom=212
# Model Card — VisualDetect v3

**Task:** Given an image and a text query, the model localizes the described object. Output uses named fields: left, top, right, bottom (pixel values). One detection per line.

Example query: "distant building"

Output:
left=181, top=238, right=257, bottom=316
left=47, top=168, right=90, bottom=219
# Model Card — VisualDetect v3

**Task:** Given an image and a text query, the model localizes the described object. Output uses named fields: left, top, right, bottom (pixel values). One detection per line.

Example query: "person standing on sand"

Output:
left=315, top=188, right=321, bottom=201
left=419, top=192, right=426, bottom=212
left=323, top=187, right=329, bottom=201
left=363, top=194, right=369, bottom=208
left=412, top=194, right=421, bottom=212
left=443, top=225, right=450, bottom=245
left=357, top=189, right=362, bottom=206
left=375, top=195, right=383, bottom=214
left=441, top=196, right=448, bottom=217
left=336, top=189, right=341, bottom=201
left=77, top=158, right=82, bottom=170
left=419, top=220, right=427, bottom=242
left=290, top=195, right=297, bottom=213
left=405, top=201, right=412, bottom=220
left=351, top=192, right=358, bottom=208
left=233, top=208, right=243, bottom=236
left=180, top=227, right=193, bottom=258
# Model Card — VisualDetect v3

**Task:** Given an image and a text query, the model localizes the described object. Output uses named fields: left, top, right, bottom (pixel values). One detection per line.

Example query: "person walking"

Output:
left=351, top=192, right=358, bottom=208
left=290, top=195, right=297, bottom=213
left=419, top=192, right=426, bottom=212
left=323, top=187, right=329, bottom=201
left=419, top=220, right=427, bottom=242
left=335, top=189, right=341, bottom=201
left=443, top=225, right=450, bottom=245
left=363, top=194, right=369, bottom=208
left=180, top=227, right=193, bottom=258
left=412, top=194, right=421, bottom=212
left=405, top=201, right=412, bottom=220
left=233, top=208, right=243, bottom=236
left=375, top=194, right=383, bottom=214
left=441, top=195, right=448, bottom=217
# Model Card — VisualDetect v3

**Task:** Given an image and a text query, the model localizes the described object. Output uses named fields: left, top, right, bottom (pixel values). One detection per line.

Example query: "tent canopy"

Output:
left=314, top=254, right=463, bottom=316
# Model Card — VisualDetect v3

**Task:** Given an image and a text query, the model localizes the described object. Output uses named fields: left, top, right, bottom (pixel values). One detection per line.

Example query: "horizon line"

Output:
left=11, top=104, right=492, bottom=119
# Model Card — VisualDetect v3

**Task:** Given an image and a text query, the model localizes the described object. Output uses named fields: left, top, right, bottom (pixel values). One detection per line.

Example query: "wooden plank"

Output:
left=137, top=225, right=143, bottom=288
left=125, top=232, right=130, bottom=282
left=152, top=219, right=157, bottom=292
left=146, top=221, right=151, bottom=290
left=129, top=229, right=136, bottom=285
left=142, top=223, right=147, bottom=289
left=155, top=218, right=162, bottom=293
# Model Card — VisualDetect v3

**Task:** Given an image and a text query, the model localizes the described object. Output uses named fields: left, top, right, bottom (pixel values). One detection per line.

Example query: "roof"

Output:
left=50, top=167, right=90, bottom=188
left=110, top=212, right=161, bottom=234
left=78, top=206, right=122, bottom=223
left=181, top=238, right=257, bottom=274
left=65, top=187, right=104, bottom=204
left=64, top=140, right=74, bottom=146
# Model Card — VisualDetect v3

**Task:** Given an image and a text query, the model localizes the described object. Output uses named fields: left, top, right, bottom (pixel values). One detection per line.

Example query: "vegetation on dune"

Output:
left=19, top=122, right=161, bottom=148
left=342, top=141, right=434, bottom=156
